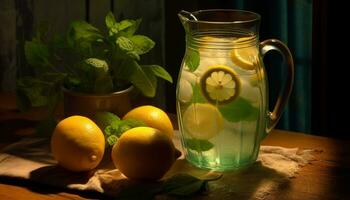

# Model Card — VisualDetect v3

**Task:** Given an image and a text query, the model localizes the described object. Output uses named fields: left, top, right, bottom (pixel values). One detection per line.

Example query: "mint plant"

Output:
left=16, top=12, right=172, bottom=112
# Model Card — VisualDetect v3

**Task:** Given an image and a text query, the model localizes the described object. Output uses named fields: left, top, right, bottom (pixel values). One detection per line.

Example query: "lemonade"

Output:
left=176, top=35, right=268, bottom=170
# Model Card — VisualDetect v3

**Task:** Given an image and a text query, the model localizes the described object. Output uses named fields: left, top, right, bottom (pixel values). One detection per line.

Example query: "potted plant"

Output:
left=16, top=12, right=172, bottom=134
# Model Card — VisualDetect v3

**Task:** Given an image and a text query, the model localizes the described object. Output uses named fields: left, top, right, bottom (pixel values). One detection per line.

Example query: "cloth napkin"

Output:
left=0, top=132, right=315, bottom=200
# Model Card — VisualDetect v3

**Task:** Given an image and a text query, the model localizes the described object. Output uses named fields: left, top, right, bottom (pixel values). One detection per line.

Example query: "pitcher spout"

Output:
left=178, top=10, right=197, bottom=30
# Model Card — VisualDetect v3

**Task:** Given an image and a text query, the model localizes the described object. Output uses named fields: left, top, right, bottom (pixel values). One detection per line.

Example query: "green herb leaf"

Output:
left=186, top=139, right=214, bottom=151
left=104, top=118, right=145, bottom=146
left=118, top=119, right=146, bottom=134
left=106, top=135, right=118, bottom=146
left=118, top=19, right=142, bottom=37
left=16, top=73, right=65, bottom=108
left=142, top=65, right=173, bottom=83
left=84, top=58, right=113, bottom=93
left=192, top=84, right=206, bottom=103
left=105, top=12, right=116, bottom=29
left=129, top=35, right=155, bottom=55
left=129, top=61, right=157, bottom=97
left=93, top=111, right=120, bottom=133
left=161, top=174, right=208, bottom=197
left=68, top=21, right=102, bottom=42
left=185, top=49, right=200, bottom=72
left=219, top=97, right=259, bottom=122
left=25, top=40, right=50, bottom=68
left=116, top=36, right=134, bottom=52
left=126, top=51, right=140, bottom=61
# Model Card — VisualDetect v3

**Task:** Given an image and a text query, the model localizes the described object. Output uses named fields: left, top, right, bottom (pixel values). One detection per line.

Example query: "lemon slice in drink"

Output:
left=200, top=65, right=241, bottom=105
left=183, top=103, right=223, bottom=140
left=230, top=38, right=258, bottom=70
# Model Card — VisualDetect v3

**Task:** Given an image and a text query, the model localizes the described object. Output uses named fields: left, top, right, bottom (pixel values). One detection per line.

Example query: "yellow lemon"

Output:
left=111, top=127, right=181, bottom=180
left=200, top=65, right=241, bottom=105
left=51, top=116, right=105, bottom=172
left=183, top=103, right=223, bottom=140
left=230, top=37, right=258, bottom=70
left=123, top=105, right=174, bottom=138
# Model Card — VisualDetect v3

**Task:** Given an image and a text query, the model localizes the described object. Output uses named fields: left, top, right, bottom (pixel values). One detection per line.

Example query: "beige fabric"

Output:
left=0, top=133, right=315, bottom=199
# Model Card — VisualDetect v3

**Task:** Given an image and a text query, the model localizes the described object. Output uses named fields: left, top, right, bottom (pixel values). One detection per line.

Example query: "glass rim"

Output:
left=188, top=9, right=261, bottom=25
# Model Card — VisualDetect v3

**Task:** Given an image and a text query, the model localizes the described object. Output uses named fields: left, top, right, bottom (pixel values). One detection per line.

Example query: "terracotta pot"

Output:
left=63, top=86, right=135, bottom=118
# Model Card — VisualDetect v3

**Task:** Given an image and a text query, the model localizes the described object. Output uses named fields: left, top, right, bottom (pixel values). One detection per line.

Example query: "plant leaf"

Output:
left=185, top=139, right=214, bottom=151
left=116, top=36, right=134, bottom=52
left=185, top=49, right=200, bottom=72
left=93, top=111, right=120, bottom=132
left=219, top=97, right=259, bottom=122
left=118, top=119, right=146, bottom=134
left=119, top=19, right=142, bottom=37
left=25, top=40, right=50, bottom=67
left=142, top=65, right=173, bottom=83
left=161, top=174, right=208, bottom=197
left=129, top=61, right=157, bottom=97
left=129, top=35, right=155, bottom=55
left=68, top=21, right=102, bottom=42
left=105, top=11, right=116, bottom=29
left=84, top=58, right=113, bottom=93
left=16, top=73, right=65, bottom=108
left=106, top=135, right=118, bottom=146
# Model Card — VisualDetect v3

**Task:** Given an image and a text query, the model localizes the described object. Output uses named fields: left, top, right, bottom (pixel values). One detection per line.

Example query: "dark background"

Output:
left=1, top=0, right=349, bottom=139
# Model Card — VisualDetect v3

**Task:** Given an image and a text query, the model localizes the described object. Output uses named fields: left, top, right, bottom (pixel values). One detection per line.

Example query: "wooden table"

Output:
left=0, top=94, right=350, bottom=200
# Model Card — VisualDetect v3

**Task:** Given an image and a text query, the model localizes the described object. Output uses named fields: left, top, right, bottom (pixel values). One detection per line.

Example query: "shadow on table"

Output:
left=166, top=159, right=291, bottom=200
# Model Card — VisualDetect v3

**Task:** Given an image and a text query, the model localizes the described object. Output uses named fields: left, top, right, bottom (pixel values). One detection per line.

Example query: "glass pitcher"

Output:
left=176, top=9, right=294, bottom=171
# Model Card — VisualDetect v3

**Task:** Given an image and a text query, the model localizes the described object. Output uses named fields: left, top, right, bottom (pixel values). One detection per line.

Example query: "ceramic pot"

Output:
left=63, top=86, right=135, bottom=118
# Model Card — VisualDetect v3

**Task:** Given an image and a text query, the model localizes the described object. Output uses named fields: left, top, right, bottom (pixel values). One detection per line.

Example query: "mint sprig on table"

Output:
left=93, top=111, right=145, bottom=146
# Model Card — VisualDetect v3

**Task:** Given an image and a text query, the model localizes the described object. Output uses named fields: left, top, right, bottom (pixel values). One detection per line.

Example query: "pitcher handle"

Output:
left=260, top=39, right=294, bottom=134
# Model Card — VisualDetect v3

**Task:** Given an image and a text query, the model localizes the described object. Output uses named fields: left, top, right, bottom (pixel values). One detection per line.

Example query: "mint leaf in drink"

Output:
left=130, top=35, right=155, bottom=55
left=219, top=97, right=259, bottom=122
left=186, top=139, right=214, bottom=151
left=142, top=65, right=173, bottom=83
left=185, top=48, right=200, bottom=71
left=192, top=84, right=206, bottom=103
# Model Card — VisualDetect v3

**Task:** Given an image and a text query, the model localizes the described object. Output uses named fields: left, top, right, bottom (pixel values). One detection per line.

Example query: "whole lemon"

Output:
left=112, top=127, right=181, bottom=180
left=122, top=105, right=174, bottom=138
left=51, top=116, right=105, bottom=172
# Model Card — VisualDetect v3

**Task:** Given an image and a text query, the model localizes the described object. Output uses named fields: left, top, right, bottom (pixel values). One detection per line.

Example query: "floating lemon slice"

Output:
left=230, top=37, right=258, bottom=70
left=200, top=65, right=241, bottom=105
left=183, top=103, right=223, bottom=140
